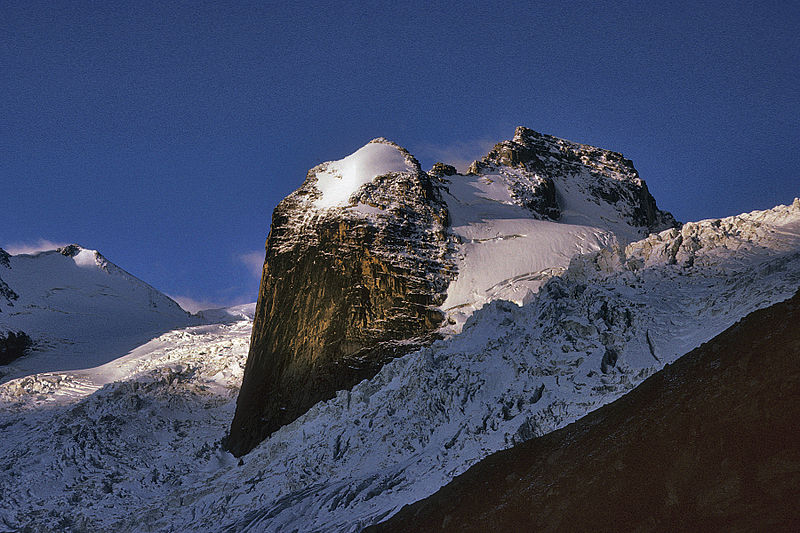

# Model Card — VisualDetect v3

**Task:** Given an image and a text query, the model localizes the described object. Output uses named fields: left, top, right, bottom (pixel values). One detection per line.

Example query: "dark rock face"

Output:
left=470, top=127, right=677, bottom=231
left=226, top=140, right=454, bottom=457
left=0, top=278, right=18, bottom=309
left=428, top=162, right=458, bottom=178
left=0, top=330, right=32, bottom=365
left=58, top=244, right=82, bottom=257
left=0, top=249, right=18, bottom=311
left=371, top=289, right=800, bottom=532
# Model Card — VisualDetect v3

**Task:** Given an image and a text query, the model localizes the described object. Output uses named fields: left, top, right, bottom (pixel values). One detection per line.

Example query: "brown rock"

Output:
left=225, top=140, right=454, bottom=457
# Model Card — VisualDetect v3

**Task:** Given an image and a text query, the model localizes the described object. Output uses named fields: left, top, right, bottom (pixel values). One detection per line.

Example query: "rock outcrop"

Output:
left=226, top=139, right=455, bottom=456
left=227, top=128, right=678, bottom=456
left=469, top=127, right=677, bottom=231
left=0, top=248, right=18, bottom=308
left=0, top=330, right=32, bottom=365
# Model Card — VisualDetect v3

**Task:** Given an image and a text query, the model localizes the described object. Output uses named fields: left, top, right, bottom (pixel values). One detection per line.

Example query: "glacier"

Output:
left=1, top=199, right=798, bottom=531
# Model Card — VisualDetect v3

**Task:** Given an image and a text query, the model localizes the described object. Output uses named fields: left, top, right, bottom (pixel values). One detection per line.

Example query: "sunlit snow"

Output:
left=1, top=201, right=798, bottom=532
left=313, top=140, right=414, bottom=209
left=440, top=167, right=652, bottom=332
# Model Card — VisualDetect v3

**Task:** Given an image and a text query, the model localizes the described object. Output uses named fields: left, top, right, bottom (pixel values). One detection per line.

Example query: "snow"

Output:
left=0, top=246, right=193, bottom=381
left=1, top=200, right=798, bottom=532
left=313, top=140, right=415, bottom=209
left=439, top=166, right=654, bottom=331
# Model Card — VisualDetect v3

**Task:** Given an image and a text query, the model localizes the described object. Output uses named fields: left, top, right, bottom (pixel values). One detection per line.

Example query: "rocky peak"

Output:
left=58, top=244, right=83, bottom=257
left=466, top=127, right=677, bottom=232
left=429, top=162, right=458, bottom=178
left=227, top=128, right=679, bottom=456
left=226, top=139, right=456, bottom=457
left=0, top=249, right=10, bottom=269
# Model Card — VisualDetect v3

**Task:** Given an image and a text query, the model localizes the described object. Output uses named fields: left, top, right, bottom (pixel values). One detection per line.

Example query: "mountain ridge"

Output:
left=227, top=126, right=678, bottom=456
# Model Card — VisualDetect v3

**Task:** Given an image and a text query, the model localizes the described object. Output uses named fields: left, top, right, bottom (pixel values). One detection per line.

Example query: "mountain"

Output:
left=227, top=126, right=677, bottom=456
left=227, top=139, right=454, bottom=456
left=207, top=199, right=797, bottom=532
left=0, top=244, right=192, bottom=381
left=370, top=288, right=800, bottom=532
left=0, top=130, right=797, bottom=532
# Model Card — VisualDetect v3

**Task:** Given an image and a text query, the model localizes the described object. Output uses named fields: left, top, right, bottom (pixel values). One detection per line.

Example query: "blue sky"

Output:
left=2, top=1, right=798, bottom=310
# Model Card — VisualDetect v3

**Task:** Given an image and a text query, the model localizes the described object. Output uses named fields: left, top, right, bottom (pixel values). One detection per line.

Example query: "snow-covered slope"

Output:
left=313, top=140, right=417, bottom=209
left=228, top=127, right=678, bottom=455
left=1, top=200, right=797, bottom=532
left=0, top=244, right=193, bottom=381
left=439, top=126, right=676, bottom=331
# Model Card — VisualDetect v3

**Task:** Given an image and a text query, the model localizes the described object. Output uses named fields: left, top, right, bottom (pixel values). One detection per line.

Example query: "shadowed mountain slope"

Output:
left=372, top=288, right=800, bottom=532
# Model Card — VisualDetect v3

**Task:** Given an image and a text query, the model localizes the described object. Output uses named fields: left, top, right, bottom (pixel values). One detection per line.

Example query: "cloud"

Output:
left=414, top=138, right=497, bottom=174
left=238, top=251, right=264, bottom=279
left=168, top=294, right=230, bottom=314
left=169, top=251, right=264, bottom=314
left=3, top=239, right=68, bottom=256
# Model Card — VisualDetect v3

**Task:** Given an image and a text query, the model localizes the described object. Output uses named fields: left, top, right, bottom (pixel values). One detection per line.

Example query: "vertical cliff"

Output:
left=226, top=128, right=678, bottom=456
left=225, top=139, right=454, bottom=456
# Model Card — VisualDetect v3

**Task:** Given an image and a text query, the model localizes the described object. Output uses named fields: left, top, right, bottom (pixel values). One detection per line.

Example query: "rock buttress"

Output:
left=226, top=140, right=453, bottom=456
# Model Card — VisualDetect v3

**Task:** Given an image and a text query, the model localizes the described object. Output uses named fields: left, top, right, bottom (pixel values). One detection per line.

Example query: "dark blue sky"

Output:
left=3, top=1, right=798, bottom=309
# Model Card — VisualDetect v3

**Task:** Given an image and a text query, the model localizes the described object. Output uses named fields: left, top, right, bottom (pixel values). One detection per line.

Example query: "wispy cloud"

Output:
left=414, top=138, right=497, bottom=174
left=168, top=251, right=264, bottom=314
left=168, top=294, right=230, bottom=314
left=3, top=239, right=68, bottom=256
left=238, top=251, right=264, bottom=279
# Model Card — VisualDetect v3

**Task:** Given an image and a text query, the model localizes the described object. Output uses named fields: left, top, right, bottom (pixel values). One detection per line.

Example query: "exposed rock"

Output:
left=371, top=289, right=800, bottom=532
left=428, top=162, right=458, bottom=178
left=225, top=139, right=455, bottom=457
left=58, top=244, right=82, bottom=257
left=0, top=330, right=32, bottom=365
left=0, top=248, right=9, bottom=268
left=469, top=126, right=677, bottom=230
left=227, top=128, right=680, bottom=456
left=0, top=277, right=18, bottom=309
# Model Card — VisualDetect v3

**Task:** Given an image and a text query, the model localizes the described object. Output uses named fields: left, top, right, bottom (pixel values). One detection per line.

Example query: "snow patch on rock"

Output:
left=313, top=140, right=416, bottom=209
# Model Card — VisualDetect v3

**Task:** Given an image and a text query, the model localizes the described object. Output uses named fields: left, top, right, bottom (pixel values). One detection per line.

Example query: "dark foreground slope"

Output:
left=372, top=288, right=800, bottom=532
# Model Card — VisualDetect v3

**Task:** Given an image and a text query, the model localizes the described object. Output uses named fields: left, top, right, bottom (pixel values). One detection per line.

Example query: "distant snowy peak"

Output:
left=0, top=244, right=192, bottom=375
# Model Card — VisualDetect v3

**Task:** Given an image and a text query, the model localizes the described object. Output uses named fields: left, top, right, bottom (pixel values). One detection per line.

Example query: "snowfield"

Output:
left=1, top=200, right=799, bottom=532
left=0, top=245, right=193, bottom=382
